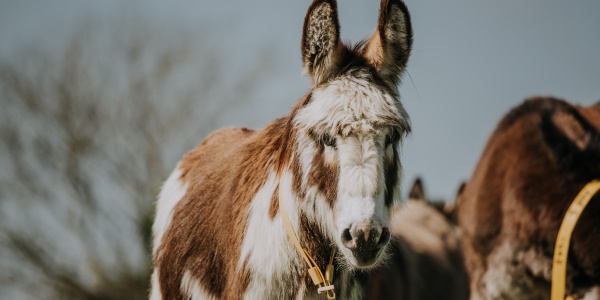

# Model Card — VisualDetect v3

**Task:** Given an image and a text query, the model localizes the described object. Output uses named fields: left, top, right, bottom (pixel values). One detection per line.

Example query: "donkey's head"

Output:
left=285, top=0, right=412, bottom=269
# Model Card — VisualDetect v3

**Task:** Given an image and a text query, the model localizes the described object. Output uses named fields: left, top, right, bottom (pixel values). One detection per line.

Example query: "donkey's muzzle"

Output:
left=341, top=222, right=390, bottom=266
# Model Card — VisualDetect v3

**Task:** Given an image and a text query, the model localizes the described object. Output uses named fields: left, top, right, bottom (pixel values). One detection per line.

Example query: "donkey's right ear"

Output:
left=301, top=0, right=342, bottom=85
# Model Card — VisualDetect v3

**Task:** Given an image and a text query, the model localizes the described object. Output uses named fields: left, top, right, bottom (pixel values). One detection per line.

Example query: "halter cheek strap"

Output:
left=551, top=179, right=600, bottom=300
left=278, top=177, right=336, bottom=300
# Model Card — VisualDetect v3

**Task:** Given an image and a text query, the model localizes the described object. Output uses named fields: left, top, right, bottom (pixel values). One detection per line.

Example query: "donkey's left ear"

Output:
left=364, top=0, right=413, bottom=84
left=302, top=0, right=342, bottom=85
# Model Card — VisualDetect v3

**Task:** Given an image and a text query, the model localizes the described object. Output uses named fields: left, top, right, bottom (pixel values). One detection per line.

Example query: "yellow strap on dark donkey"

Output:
left=551, top=179, right=600, bottom=300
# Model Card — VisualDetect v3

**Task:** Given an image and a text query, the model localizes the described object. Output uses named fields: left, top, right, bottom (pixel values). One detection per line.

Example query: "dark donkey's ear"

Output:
left=541, top=102, right=600, bottom=180
left=408, top=177, right=425, bottom=202
left=364, top=0, right=413, bottom=84
left=301, top=0, right=342, bottom=85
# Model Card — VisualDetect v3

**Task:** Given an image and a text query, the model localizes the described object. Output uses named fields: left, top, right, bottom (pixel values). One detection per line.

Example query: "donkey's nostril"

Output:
left=341, top=228, right=354, bottom=248
left=377, top=227, right=391, bottom=247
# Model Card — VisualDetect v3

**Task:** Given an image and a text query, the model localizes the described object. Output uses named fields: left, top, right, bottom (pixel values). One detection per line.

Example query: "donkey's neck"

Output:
left=240, top=174, right=367, bottom=299
left=233, top=117, right=304, bottom=298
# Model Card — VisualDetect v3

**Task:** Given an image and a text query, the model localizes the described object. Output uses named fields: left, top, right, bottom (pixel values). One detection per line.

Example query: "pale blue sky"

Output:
left=1, top=0, right=599, bottom=200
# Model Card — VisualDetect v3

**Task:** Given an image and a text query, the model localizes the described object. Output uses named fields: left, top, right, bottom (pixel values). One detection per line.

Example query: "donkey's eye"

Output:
left=322, top=133, right=337, bottom=148
left=385, top=130, right=398, bottom=147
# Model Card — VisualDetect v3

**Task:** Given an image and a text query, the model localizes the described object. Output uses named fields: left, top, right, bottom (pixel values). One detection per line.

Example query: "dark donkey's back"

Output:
left=458, top=97, right=600, bottom=299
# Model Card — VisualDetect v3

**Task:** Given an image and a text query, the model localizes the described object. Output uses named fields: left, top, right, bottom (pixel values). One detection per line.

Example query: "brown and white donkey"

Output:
left=150, top=0, right=413, bottom=299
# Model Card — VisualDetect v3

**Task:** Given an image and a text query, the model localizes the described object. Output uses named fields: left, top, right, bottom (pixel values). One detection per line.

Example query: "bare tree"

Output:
left=0, top=19, right=272, bottom=300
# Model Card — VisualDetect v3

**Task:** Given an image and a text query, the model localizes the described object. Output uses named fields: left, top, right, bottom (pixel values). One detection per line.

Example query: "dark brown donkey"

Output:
left=150, top=0, right=414, bottom=299
left=458, top=97, right=600, bottom=299
left=365, top=178, right=470, bottom=300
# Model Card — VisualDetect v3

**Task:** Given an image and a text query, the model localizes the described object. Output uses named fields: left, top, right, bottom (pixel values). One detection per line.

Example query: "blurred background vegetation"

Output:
left=0, top=19, right=272, bottom=299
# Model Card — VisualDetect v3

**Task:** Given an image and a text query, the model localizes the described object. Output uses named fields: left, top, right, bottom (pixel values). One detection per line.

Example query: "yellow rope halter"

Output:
left=551, top=179, right=600, bottom=300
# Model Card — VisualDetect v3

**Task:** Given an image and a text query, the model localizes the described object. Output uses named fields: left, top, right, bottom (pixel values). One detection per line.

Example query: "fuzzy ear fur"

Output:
left=540, top=101, right=600, bottom=181
left=364, top=0, right=413, bottom=84
left=301, top=0, right=342, bottom=85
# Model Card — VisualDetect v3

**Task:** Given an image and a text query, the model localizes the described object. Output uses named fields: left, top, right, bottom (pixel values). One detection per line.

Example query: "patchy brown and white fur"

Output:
left=458, top=97, right=600, bottom=300
left=150, top=0, right=414, bottom=299
left=364, top=178, right=470, bottom=300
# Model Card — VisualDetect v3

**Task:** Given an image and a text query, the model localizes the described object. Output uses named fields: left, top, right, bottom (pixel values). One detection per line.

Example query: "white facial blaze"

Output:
left=339, top=136, right=379, bottom=198
left=335, top=134, right=389, bottom=235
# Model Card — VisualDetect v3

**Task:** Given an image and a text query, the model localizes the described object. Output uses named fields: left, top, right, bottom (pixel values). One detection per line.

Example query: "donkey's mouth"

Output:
left=351, top=247, right=387, bottom=268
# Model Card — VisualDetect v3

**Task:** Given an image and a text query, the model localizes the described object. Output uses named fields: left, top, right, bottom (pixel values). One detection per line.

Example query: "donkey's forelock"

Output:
left=294, top=69, right=411, bottom=138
